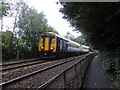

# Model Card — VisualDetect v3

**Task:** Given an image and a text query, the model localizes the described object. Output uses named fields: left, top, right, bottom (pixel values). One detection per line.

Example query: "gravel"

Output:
left=2, top=58, right=39, bottom=65
left=2, top=55, right=85, bottom=83
left=1, top=55, right=88, bottom=89
left=2, top=60, right=44, bottom=70
left=4, top=56, right=84, bottom=88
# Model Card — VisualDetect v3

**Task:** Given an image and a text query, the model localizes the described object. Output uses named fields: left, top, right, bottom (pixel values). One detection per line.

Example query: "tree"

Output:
left=0, top=0, right=10, bottom=17
left=46, top=26, right=59, bottom=35
left=73, top=36, right=86, bottom=45
left=2, top=1, right=59, bottom=60
left=2, top=30, right=17, bottom=60
left=18, top=4, right=59, bottom=58
left=18, top=6, right=47, bottom=57
left=63, top=32, right=74, bottom=40
left=59, top=2, right=120, bottom=88
left=0, top=0, right=10, bottom=32
left=59, top=3, right=120, bottom=51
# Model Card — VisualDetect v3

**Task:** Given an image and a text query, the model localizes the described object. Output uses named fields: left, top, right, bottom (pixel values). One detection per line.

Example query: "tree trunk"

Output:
left=16, top=49, right=19, bottom=60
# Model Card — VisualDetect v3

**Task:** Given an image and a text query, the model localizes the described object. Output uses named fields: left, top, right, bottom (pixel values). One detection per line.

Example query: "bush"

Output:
left=99, top=50, right=120, bottom=88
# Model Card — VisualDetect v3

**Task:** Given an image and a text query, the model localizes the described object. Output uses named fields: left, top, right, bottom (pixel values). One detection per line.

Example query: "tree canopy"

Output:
left=0, top=0, right=10, bottom=17
left=2, top=1, right=59, bottom=60
left=59, top=2, right=120, bottom=88
left=59, top=2, right=120, bottom=51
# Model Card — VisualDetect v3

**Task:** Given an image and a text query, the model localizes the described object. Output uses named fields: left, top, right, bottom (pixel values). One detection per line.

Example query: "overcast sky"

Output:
left=23, top=0, right=81, bottom=37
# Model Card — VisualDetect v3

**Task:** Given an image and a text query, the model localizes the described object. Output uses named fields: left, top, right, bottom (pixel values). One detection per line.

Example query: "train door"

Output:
left=44, top=36, right=50, bottom=51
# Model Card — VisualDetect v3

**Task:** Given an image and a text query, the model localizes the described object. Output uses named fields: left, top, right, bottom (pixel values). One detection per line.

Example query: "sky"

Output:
left=2, top=0, right=81, bottom=38
left=23, top=0, right=81, bottom=37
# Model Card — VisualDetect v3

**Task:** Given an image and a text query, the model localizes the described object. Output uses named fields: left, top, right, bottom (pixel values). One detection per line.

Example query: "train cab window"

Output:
left=40, top=36, right=43, bottom=43
left=51, top=39, right=55, bottom=43
left=50, top=36, right=55, bottom=44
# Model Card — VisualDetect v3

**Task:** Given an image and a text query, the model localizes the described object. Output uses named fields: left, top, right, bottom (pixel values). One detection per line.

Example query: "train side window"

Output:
left=66, top=42, right=68, bottom=46
left=64, top=42, right=66, bottom=46
left=66, top=42, right=69, bottom=46
left=76, top=45, right=79, bottom=48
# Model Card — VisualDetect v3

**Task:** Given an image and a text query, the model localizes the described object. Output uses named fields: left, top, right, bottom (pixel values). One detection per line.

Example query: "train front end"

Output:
left=38, top=33, right=56, bottom=57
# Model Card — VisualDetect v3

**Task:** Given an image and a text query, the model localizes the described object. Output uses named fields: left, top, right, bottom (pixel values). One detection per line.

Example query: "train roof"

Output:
left=45, top=32, right=81, bottom=46
left=81, top=45, right=89, bottom=48
left=46, top=32, right=58, bottom=35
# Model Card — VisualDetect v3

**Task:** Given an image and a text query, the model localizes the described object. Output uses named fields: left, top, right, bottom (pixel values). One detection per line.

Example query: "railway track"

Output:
left=1, top=55, right=86, bottom=89
left=1, top=58, right=40, bottom=66
left=1, top=60, right=48, bottom=72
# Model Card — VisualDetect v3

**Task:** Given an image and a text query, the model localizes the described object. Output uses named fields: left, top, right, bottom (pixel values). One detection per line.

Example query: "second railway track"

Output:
left=1, top=58, right=41, bottom=66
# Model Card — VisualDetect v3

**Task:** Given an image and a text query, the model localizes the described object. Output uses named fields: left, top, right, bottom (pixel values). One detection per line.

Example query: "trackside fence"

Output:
left=37, top=53, right=96, bottom=89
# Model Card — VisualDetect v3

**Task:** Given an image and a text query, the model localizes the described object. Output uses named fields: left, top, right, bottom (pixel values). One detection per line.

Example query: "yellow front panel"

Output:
left=44, top=37, right=49, bottom=50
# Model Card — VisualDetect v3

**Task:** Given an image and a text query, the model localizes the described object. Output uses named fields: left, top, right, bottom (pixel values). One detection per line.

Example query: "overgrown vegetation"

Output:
left=1, top=0, right=58, bottom=60
left=59, top=2, right=120, bottom=88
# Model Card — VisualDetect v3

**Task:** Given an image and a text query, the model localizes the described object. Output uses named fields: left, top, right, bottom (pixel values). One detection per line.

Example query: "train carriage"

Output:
left=38, top=32, right=89, bottom=58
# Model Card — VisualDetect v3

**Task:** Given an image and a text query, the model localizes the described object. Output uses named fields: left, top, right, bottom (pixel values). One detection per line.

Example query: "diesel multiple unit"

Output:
left=38, top=32, right=89, bottom=57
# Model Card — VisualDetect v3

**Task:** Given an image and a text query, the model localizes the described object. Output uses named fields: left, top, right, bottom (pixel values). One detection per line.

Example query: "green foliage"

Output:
left=99, top=50, right=120, bottom=88
left=18, top=5, right=51, bottom=58
left=59, top=2, right=120, bottom=88
left=2, top=1, right=59, bottom=60
left=115, top=74, right=120, bottom=88
left=46, top=26, right=59, bottom=35
left=2, top=30, right=17, bottom=60
left=99, top=51, right=115, bottom=71
left=63, top=32, right=74, bottom=40
left=59, top=2, right=120, bottom=50
left=0, top=0, right=10, bottom=17
left=73, top=36, right=86, bottom=45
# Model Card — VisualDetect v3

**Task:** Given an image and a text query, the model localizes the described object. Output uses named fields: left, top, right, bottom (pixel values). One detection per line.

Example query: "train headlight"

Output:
left=50, top=47, right=54, bottom=50
left=40, top=47, right=43, bottom=49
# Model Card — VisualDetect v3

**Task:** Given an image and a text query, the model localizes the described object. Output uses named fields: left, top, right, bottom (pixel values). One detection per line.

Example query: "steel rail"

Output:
left=1, top=55, right=85, bottom=87
left=37, top=53, right=94, bottom=89
left=1, top=59, right=40, bottom=66
left=1, top=60, right=49, bottom=71
left=37, top=59, right=81, bottom=89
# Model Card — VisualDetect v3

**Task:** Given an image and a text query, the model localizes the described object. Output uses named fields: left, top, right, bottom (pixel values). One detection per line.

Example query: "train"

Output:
left=38, top=32, right=89, bottom=58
